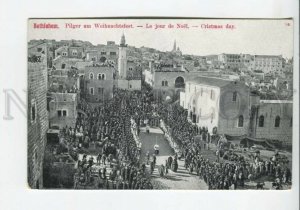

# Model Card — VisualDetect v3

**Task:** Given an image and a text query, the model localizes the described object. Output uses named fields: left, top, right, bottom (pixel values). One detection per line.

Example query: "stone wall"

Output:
left=153, top=70, right=224, bottom=101
left=28, top=47, right=48, bottom=188
left=85, top=66, right=114, bottom=102
left=117, top=79, right=141, bottom=90
left=254, top=101, right=293, bottom=142
left=48, top=93, right=78, bottom=129
left=217, top=83, right=251, bottom=136
left=128, top=80, right=141, bottom=90
left=180, top=80, right=251, bottom=135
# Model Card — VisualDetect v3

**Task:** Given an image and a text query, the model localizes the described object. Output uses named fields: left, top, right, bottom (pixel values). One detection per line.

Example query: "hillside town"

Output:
left=28, top=34, right=293, bottom=190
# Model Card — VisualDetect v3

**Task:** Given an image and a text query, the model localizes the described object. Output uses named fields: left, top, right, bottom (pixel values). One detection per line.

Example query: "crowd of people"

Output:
left=53, top=84, right=291, bottom=190
left=59, top=88, right=158, bottom=189
left=159, top=103, right=292, bottom=190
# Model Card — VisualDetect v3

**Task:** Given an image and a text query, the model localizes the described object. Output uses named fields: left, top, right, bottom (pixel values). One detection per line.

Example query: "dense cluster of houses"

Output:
left=27, top=35, right=293, bottom=189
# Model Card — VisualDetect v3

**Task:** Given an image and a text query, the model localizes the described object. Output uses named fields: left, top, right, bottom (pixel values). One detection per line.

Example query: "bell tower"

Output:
left=118, top=33, right=127, bottom=79
left=172, top=39, right=177, bottom=52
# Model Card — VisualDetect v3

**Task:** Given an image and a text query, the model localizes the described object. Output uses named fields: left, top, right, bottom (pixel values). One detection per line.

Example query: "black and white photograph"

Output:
left=27, top=18, right=295, bottom=190
left=0, top=0, right=299, bottom=209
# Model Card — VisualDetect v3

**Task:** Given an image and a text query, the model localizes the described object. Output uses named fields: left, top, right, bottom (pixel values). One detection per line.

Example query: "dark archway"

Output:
left=175, top=76, right=185, bottom=88
left=99, top=56, right=107, bottom=63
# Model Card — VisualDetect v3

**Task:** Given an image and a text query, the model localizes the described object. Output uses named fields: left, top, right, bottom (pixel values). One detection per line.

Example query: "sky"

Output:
left=28, top=19, right=294, bottom=58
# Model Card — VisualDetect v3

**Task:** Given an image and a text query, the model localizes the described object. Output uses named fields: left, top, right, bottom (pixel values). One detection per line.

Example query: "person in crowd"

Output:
left=69, top=89, right=154, bottom=189
left=157, top=102, right=291, bottom=190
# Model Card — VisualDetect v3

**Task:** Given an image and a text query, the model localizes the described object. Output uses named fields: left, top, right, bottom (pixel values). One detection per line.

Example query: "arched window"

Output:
left=90, top=87, right=94, bottom=95
left=162, top=80, right=168, bottom=86
left=72, top=50, right=77, bottom=56
left=275, top=116, right=280, bottom=127
left=238, top=115, right=244, bottom=127
left=89, top=73, right=94, bottom=80
left=232, top=91, right=237, bottom=102
left=102, top=74, right=105, bottom=80
left=97, top=73, right=102, bottom=80
left=99, top=56, right=106, bottom=63
left=175, top=76, right=185, bottom=88
left=258, top=115, right=264, bottom=127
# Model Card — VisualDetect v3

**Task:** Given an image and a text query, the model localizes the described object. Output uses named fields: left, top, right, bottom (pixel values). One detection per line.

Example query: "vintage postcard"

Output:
left=27, top=18, right=294, bottom=190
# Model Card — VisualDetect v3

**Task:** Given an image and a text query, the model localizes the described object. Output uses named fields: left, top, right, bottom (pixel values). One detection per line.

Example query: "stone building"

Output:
left=180, top=76, right=293, bottom=142
left=180, top=76, right=250, bottom=135
left=218, top=53, right=242, bottom=70
left=85, top=41, right=119, bottom=66
left=250, top=55, right=283, bottom=75
left=206, top=54, right=221, bottom=69
left=240, top=54, right=253, bottom=70
left=251, top=100, right=293, bottom=142
left=48, top=93, right=78, bottom=129
left=84, top=65, right=115, bottom=102
left=54, top=45, right=85, bottom=59
left=48, top=70, right=80, bottom=93
left=52, top=56, right=84, bottom=70
left=144, top=64, right=225, bottom=102
left=28, top=43, right=49, bottom=188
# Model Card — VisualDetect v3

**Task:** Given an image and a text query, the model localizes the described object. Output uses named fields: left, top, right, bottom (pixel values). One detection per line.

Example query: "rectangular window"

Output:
left=57, top=110, right=62, bottom=117
left=101, top=51, right=106, bottom=55
left=232, top=91, right=237, bottom=102
left=110, top=52, right=117, bottom=55
left=62, top=110, right=67, bottom=117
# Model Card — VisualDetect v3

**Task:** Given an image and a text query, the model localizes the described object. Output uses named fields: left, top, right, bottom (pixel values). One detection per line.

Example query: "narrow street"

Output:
left=139, top=127, right=208, bottom=190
